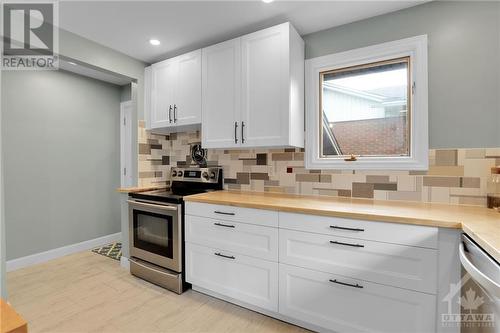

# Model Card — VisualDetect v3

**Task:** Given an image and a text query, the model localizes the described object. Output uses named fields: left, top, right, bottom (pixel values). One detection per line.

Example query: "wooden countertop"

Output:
left=116, top=185, right=167, bottom=194
left=1, top=299, right=27, bottom=333
left=185, top=190, right=500, bottom=262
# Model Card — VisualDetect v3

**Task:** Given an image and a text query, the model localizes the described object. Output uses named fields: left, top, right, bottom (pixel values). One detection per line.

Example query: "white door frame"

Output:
left=120, top=101, right=133, bottom=187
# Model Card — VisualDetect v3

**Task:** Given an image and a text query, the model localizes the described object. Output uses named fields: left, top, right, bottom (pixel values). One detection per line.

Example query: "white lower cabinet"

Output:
left=186, top=215, right=278, bottom=261
left=279, top=264, right=436, bottom=333
left=185, top=203, right=446, bottom=333
left=279, top=228, right=438, bottom=294
left=185, top=242, right=279, bottom=312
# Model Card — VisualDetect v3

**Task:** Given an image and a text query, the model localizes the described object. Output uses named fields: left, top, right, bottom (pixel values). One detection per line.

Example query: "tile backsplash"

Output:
left=138, top=121, right=499, bottom=206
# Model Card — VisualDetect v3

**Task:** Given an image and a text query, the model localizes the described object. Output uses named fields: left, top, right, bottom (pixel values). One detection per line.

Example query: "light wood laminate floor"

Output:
left=6, top=251, right=309, bottom=333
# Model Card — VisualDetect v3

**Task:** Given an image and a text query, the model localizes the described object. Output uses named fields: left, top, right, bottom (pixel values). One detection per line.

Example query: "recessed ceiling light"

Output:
left=262, top=0, right=274, bottom=3
left=149, top=39, right=161, bottom=46
left=68, top=62, right=77, bottom=66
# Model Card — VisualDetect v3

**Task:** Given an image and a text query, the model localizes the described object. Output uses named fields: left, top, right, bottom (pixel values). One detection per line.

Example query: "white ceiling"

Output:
left=59, top=1, right=426, bottom=64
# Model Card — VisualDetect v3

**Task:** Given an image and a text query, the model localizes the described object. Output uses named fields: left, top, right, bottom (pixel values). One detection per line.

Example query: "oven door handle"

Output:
left=127, top=200, right=178, bottom=211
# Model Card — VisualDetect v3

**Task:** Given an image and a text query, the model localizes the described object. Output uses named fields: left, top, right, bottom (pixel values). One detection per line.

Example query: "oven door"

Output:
left=128, top=199, right=182, bottom=272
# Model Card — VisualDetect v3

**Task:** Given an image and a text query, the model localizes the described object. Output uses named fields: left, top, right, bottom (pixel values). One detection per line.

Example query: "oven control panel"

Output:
left=171, top=167, right=222, bottom=183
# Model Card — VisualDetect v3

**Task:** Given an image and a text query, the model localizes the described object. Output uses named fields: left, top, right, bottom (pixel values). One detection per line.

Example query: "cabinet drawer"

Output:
left=186, top=243, right=278, bottom=312
left=186, top=215, right=278, bottom=261
left=280, top=229, right=437, bottom=294
left=279, top=264, right=436, bottom=333
left=279, top=212, right=438, bottom=249
left=186, top=202, right=278, bottom=227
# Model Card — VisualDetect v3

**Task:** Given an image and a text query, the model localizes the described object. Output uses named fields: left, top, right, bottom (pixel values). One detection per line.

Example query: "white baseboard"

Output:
left=6, top=232, right=122, bottom=272
left=120, top=256, right=130, bottom=270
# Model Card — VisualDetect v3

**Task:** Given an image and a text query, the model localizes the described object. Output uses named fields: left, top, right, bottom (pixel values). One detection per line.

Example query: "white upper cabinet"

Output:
left=202, top=22, right=305, bottom=149
left=175, top=50, right=202, bottom=126
left=147, top=49, right=202, bottom=131
left=151, top=58, right=177, bottom=129
left=201, top=38, right=241, bottom=148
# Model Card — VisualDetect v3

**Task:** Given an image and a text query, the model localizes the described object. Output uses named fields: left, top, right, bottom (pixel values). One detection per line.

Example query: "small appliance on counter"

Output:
left=127, top=166, right=223, bottom=294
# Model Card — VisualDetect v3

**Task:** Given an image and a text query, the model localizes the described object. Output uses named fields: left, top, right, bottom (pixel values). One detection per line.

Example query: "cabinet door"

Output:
left=186, top=215, right=278, bottom=262
left=175, top=49, right=201, bottom=126
left=201, top=38, right=241, bottom=148
left=240, top=23, right=289, bottom=147
left=279, top=264, right=436, bottom=333
left=151, top=59, right=177, bottom=129
left=279, top=229, right=438, bottom=294
left=186, top=242, right=278, bottom=312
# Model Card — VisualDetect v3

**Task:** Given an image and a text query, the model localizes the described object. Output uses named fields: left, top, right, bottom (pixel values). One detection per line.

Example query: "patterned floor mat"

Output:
left=92, top=242, right=122, bottom=261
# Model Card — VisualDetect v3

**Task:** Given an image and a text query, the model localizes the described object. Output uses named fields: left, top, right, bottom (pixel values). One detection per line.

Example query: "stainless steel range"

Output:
left=128, top=166, right=223, bottom=294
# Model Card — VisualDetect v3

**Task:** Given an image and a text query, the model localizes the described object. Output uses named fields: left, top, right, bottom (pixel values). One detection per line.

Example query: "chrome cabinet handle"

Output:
left=214, top=252, right=235, bottom=260
left=168, top=105, right=172, bottom=123
left=234, top=122, right=238, bottom=144
left=214, top=222, right=235, bottom=228
left=330, top=240, right=364, bottom=248
left=173, top=104, right=177, bottom=123
left=329, top=279, right=363, bottom=289
left=241, top=121, right=245, bottom=144
left=214, top=211, right=235, bottom=216
left=330, top=225, right=365, bottom=232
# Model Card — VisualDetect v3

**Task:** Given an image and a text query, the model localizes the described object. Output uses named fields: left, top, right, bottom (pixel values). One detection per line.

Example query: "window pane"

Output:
left=321, top=57, right=410, bottom=157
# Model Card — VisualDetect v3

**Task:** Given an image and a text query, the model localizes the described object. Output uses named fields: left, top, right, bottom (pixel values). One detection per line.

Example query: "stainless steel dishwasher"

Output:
left=460, top=233, right=500, bottom=333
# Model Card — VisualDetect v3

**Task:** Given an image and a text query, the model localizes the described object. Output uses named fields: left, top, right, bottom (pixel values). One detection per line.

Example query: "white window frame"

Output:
left=305, top=35, right=428, bottom=170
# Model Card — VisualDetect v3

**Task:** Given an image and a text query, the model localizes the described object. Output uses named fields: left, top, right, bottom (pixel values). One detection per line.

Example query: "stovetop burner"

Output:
left=129, top=167, right=223, bottom=204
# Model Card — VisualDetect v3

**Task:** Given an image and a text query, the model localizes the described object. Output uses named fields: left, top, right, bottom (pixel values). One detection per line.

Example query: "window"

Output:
left=306, top=36, right=428, bottom=170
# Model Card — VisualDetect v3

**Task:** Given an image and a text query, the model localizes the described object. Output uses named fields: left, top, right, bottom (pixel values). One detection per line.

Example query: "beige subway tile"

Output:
left=435, top=149, right=458, bottom=166
left=293, top=152, right=304, bottom=161
left=465, top=149, right=486, bottom=159
left=423, top=176, right=461, bottom=187
left=373, top=190, right=388, bottom=200
left=387, top=191, right=422, bottom=202
left=462, top=177, right=481, bottom=188
left=316, top=189, right=339, bottom=197
left=430, top=187, right=451, bottom=203
left=449, top=187, right=482, bottom=196
left=397, top=175, right=416, bottom=191
left=337, top=189, right=352, bottom=197
left=485, top=148, right=500, bottom=158
left=352, top=183, right=374, bottom=198
left=458, top=196, right=487, bottom=206
left=366, top=175, right=390, bottom=183
left=236, top=172, right=250, bottom=184
left=250, top=172, right=269, bottom=180
left=463, top=159, right=495, bottom=177
left=296, top=174, right=320, bottom=182
left=271, top=152, right=293, bottom=161
left=265, top=187, right=285, bottom=193
left=427, top=166, right=464, bottom=176
left=319, top=174, right=332, bottom=183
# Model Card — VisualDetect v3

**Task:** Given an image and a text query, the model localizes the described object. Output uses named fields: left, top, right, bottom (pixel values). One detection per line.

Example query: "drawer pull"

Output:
left=330, top=240, right=364, bottom=248
left=214, top=252, right=235, bottom=260
left=329, top=279, right=364, bottom=289
left=214, top=211, right=235, bottom=216
left=214, top=222, right=235, bottom=228
left=330, top=225, right=364, bottom=232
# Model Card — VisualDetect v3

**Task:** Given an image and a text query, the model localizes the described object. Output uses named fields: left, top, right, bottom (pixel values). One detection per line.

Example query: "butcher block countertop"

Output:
left=184, top=190, right=500, bottom=262
left=116, top=185, right=167, bottom=193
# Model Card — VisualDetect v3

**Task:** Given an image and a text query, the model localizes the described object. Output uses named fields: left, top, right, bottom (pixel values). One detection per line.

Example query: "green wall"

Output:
left=2, top=70, right=122, bottom=260
left=303, top=1, right=500, bottom=148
